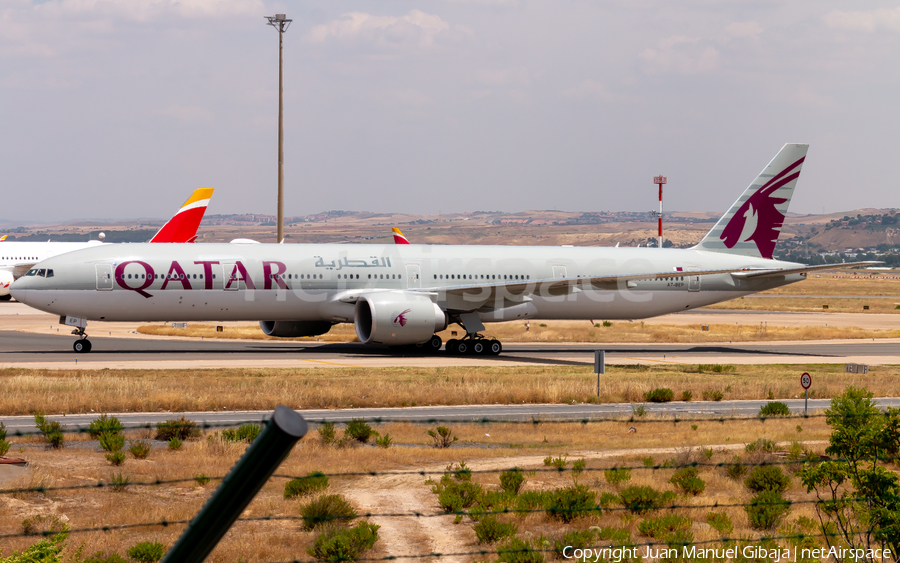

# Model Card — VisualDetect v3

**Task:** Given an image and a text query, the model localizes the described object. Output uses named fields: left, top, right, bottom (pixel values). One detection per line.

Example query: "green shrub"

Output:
left=0, top=536, right=66, bottom=563
left=88, top=414, right=123, bottom=439
left=745, top=465, right=791, bottom=493
left=681, top=390, right=693, bottom=402
left=345, top=419, right=376, bottom=443
left=81, top=552, right=128, bottom=563
left=599, top=492, right=620, bottom=508
left=285, top=472, right=329, bottom=499
left=0, top=422, right=10, bottom=457
left=436, top=479, right=482, bottom=513
left=669, top=467, right=705, bottom=496
left=641, top=456, right=655, bottom=467
left=602, top=321, right=612, bottom=327
left=99, top=431, right=124, bottom=453
left=317, top=422, right=337, bottom=445
left=514, top=490, right=548, bottom=515
left=500, top=468, right=525, bottom=495
left=544, top=485, right=598, bottom=522
left=427, top=426, right=458, bottom=448
left=725, top=455, right=748, bottom=480
left=105, top=451, right=126, bottom=466
left=745, top=490, right=791, bottom=530
left=301, top=494, right=357, bottom=530
left=632, top=404, right=647, bottom=417
left=34, top=412, right=64, bottom=449
left=129, top=440, right=151, bottom=459
left=702, top=447, right=714, bottom=460
left=221, top=423, right=261, bottom=443
left=167, top=437, right=182, bottom=451
left=706, top=511, right=733, bottom=535
left=374, top=433, right=393, bottom=448
left=644, top=388, right=674, bottom=403
left=699, top=364, right=735, bottom=373
left=759, top=402, right=791, bottom=417
left=497, top=536, right=546, bottom=563
left=110, top=472, right=130, bottom=491
left=702, top=390, right=724, bottom=402
left=619, top=486, right=676, bottom=514
left=638, top=514, right=692, bottom=540
left=473, top=516, right=518, bottom=543
left=194, top=474, right=210, bottom=486
left=155, top=417, right=199, bottom=441
left=125, top=542, right=166, bottom=563
left=543, top=455, right=567, bottom=469
left=745, top=438, right=778, bottom=454
left=307, top=521, right=379, bottom=561
left=604, top=467, right=632, bottom=486
left=554, top=529, right=595, bottom=558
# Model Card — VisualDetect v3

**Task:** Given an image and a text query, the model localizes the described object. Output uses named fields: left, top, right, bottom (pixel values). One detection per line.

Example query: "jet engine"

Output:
left=259, top=320, right=333, bottom=338
left=0, top=270, right=14, bottom=299
left=354, top=292, right=447, bottom=346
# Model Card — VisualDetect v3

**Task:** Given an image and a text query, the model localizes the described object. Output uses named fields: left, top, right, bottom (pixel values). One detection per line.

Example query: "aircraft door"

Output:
left=688, top=269, right=700, bottom=292
left=223, top=262, right=243, bottom=291
left=96, top=264, right=113, bottom=290
left=406, top=264, right=421, bottom=289
left=552, top=265, right=567, bottom=279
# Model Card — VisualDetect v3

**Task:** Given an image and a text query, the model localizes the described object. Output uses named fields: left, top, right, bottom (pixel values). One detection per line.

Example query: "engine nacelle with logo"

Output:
left=0, top=270, right=14, bottom=297
left=259, top=320, right=333, bottom=338
left=354, top=292, right=447, bottom=346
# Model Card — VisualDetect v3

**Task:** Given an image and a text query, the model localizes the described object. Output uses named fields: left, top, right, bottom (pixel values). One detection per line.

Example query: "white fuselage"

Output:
left=0, top=240, right=104, bottom=296
left=11, top=242, right=805, bottom=323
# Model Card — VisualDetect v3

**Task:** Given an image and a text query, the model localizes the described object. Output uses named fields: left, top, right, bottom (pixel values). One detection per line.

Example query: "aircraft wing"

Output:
left=729, top=262, right=881, bottom=280
left=421, top=267, right=748, bottom=303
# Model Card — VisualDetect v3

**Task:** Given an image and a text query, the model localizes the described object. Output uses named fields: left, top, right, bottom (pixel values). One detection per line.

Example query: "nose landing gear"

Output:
left=71, top=325, right=92, bottom=353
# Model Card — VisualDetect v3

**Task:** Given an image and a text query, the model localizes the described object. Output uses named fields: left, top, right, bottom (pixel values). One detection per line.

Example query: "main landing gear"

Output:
left=445, top=335, right=502, bottom=356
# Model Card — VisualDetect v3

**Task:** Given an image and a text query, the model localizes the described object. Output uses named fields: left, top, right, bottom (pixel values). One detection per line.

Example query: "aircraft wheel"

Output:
left=426, top=335, right=443, bottom=354
left=0, top=294, right=11, bottom=302
left=73, top=339, right=92, bottom=353
left=456, top=340, right=470, bottom=355
left=472, top=340, right=487, bottom=355
left=446, top=339, right=459, bottom=354
left=488, top=340, right=502, bottom=355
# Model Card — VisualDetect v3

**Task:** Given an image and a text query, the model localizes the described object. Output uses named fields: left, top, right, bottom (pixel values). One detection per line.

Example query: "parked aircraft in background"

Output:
left=392, top=228, right=410, bottom=244
left=0, top=236, right=7, bottom=242
left=12, top=144, right=872, bottom=355
left=0, top=188, right=214, bottom=301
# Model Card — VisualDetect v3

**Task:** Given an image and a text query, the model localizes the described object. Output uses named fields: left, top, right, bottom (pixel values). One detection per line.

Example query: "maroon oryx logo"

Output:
left=393, top=309, right=411, bottom=327
left=720, top=156, right=804, bottom=259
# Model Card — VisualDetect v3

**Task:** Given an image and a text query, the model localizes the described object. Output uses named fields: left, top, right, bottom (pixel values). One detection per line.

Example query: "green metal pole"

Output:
left=161, top=405, right=307, bottom=563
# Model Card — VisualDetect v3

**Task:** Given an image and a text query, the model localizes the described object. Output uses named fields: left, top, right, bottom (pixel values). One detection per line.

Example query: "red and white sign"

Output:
left=653, top=176, right=667, bottom=184
left=800, top=372, right=812, bottom=389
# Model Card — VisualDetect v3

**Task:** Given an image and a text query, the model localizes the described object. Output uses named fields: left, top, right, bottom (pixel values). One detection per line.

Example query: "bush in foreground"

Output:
left=129, top=440, right=151, bottom=460
left=155, top=417, right=199, bottom=441
left=34, top=412, right=64, bottom=449
left=745, top=465, right=791, bottom=493
left=473, top=516, right=518, bottom=543
left=221, top=423, right=261, bottom=443
left=669, top=467, right=705, bottom=496
left=499, top=468, right=525, bottom=495
left=307, top=522, right=379, bottom=562
left=345, top=419, right=377, bottom=443
left=285, top=472, right=329, bottom=499
left=0, top=422, right=10, bottom=456
left=544, top=485, right=598, bottom=522
left=760, top=402, right=791, bottom=417
left=427, top=426, right=458, bottom=448
left=644, top=388, right=674, bottom=403
left=88, top=414, right=123, bottom=439
left=497, top=536, right=546, bottom=563
left=619, top=486, right=675, bottom=514
left=301, top=494, right=357, bottom=530
left=125, top=541, right=166, bottom=563
left=745, top=490, right=791, bottom=530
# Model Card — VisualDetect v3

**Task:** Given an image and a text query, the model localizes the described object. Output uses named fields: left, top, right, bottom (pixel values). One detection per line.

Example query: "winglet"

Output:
left=392, top=227, right=410, bottom=245
left=694, top=144, right=808, bottom=259
left=149, top=188, right=214, bottom=243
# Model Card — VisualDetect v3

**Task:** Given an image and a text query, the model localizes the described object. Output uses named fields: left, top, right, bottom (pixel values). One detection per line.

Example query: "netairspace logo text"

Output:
left=561, top=545, right=894, bottom=562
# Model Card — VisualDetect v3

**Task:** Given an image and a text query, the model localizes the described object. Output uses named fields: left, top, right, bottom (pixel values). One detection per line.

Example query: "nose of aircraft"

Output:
left=10, top=277, right=32, bottom=304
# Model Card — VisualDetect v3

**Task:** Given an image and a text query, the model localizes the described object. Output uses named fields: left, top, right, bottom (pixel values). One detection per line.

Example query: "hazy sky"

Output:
left=2, top=0, right=899, bottom=222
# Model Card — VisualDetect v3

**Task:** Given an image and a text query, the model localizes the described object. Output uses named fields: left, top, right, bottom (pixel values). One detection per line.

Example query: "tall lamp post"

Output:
left=265, top=13, right=292, bottom=243
left=653, top=175, right=667, bottom=248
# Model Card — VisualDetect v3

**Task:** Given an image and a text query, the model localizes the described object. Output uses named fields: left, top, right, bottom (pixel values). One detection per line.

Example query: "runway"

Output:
left=4, top=398, right=900, bottom=434
left=1, top=329, right=899, bottom=369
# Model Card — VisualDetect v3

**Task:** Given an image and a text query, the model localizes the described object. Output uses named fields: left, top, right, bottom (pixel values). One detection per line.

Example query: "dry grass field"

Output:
left=1, top=414, right=838, bottom=562
left=0, top=364, right=895, bottom=416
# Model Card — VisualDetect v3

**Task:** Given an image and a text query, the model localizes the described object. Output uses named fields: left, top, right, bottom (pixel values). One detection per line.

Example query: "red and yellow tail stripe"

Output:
left=0, top=235, right=7, bottom=242
left=149, top=188, right=214, bottom=243
left=392, top=227, right=410, bottom=245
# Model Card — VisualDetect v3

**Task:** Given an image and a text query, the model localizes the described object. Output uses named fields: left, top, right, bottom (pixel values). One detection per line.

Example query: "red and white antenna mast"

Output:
left=654, top=175, right=667, bottom=248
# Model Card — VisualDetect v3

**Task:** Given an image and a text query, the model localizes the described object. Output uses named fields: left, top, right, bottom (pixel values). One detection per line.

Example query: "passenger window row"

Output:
left=433, top=274, right=530, bottom=281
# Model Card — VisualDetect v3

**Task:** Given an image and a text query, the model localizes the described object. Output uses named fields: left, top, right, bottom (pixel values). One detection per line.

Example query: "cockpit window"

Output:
left=24, top=268, right=53, bottom=278
left=46, top=269, right=54, bottom=278
left=26, top=269, right=38, bottom=276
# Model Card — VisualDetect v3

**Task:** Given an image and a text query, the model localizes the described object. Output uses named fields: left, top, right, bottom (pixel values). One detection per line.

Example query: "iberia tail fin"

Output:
left=149, top=188, right=214, bottom=243
left=694, top=143, right=808, bottom=259
left=0, top=235, right=6, bottom=242
left=392, top=227, right=410, bottom=245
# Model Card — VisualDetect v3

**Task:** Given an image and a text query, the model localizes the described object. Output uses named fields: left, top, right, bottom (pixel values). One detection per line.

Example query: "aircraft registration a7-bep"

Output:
left=11, top=144, right=871, bottom=355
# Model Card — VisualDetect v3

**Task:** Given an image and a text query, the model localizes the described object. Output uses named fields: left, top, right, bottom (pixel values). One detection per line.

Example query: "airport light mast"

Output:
left=654, top=175, right=667, bottom=248
left=265, top=13, right=292, bottom=243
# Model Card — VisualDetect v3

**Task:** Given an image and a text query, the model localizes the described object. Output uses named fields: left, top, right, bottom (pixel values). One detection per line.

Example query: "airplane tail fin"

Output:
left=149, top=188, right=214, bottom=243
left=392, top=227, right=410, bottom=245
left=0, top=235, right=6, bottom=242
left=693, top=143, right=808, bottom=259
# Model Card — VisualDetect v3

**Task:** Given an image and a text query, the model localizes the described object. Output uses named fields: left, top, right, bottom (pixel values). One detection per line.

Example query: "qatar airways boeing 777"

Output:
left=11, top=144, right=870, bottom=354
